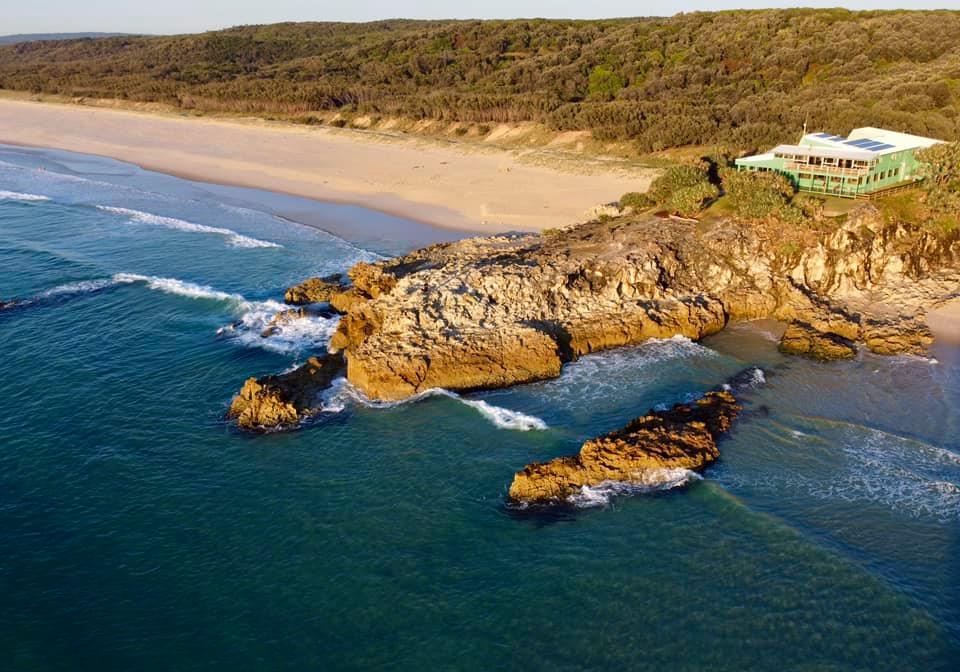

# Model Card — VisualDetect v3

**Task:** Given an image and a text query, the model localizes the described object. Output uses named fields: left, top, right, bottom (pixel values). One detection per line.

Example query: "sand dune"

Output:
left=0, top=98, right=654, bottom=233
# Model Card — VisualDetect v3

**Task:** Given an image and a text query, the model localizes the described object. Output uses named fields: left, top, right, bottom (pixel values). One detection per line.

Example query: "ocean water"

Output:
left=2, top=144, right=959, bottom=671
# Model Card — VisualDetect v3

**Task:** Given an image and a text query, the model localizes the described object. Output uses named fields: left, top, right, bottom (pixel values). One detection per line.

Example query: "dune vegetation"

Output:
left=1, top=9, right=960, bottom=153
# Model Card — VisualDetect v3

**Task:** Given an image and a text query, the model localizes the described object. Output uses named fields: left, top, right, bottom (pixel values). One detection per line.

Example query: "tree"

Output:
left=917, top=142, right=960, bottom=214
left=587, top=65, right=624, bottom=101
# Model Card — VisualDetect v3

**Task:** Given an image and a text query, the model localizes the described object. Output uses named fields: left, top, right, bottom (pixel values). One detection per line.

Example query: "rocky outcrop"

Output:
left=318, top=205, right=957, bottom=401
left=283, top=273, right=347, bottom=305
left=227, top=352, right=344, bottom=430
left=230, top=202, right=959, bottom=426
left=778, top=322, right=858, bottom=360
left=508, top=391, right=741, bottom=504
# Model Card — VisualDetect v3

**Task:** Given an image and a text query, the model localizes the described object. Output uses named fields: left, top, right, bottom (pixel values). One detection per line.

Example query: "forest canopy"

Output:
left=2, top=9, right=960, bottom=152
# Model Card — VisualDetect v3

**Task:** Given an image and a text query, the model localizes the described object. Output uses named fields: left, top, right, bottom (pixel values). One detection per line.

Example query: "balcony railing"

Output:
left=784, top=162, right=868, bottom=177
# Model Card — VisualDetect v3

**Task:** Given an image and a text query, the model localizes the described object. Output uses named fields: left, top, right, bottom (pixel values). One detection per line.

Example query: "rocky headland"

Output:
left=229, top=203, right=959, bottom=431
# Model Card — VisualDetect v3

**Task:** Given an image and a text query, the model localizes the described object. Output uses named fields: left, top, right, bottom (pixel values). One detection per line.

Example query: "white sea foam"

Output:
left=320, top=378, right=548, bottom=431
left=113, top=273, right=336, bottom=353
left=96, top=205, right=282, bottom=248
left=567, top=469, right=703, bottom=508
left=0, top=190, right=50, bottom=202
left=521, top=335, right=716, bottom=407
left=720, top=423, right=960, bottom=522
left=40, top=276, right=135, bottom=297
left=228, top=307, right=340, bottom=354
left=113, top=273, right=249, bottom=303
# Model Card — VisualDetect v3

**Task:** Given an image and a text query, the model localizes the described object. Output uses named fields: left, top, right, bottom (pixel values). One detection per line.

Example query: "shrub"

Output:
left=648, top=163, right=712, bottom=204
left=666, top=181, right=720, bottom=218
left=721, top=169, right=796, bottom=219
left=587, top=65, right=625, bottom=101
left=619, top=191, right=654, bottom=211
left=917, top=142, right=960, bottom=214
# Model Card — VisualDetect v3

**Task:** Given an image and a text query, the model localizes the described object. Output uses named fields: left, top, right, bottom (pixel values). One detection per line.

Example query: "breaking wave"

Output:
left=114, top=273, right=336, bottom=353
left=96, top=206, right=282, bottom=249
left=567, top=469, right=703, bottom=508
left=0, top=190, right=50, bottom=202
left=320, top=378, right=548, bottom=431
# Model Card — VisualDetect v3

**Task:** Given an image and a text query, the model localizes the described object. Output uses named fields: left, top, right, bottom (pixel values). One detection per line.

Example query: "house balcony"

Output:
left=784, top=162, right=869, bottom=178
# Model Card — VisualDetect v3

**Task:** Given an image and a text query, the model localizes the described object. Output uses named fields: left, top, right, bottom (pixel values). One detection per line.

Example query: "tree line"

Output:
left=2, top=10, right=959, bottom=152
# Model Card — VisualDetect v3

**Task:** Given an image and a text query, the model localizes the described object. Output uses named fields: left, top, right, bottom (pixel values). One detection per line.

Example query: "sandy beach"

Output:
left=0, top=98, right=654, bottom=233
left=928, top=300, right=960, bottom=343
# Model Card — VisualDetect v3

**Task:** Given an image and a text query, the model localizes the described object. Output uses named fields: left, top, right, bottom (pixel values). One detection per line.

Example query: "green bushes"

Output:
left=2, top=11, right=960, bottom=152
left=917, top=142, right=960, bottom=214
left=618, top=191, right=653, bottom=211
left=628, top=163, right=719, bottom=217
left=587, top=65, right=624, bottom=101
left=721, top=169, right=797, bottom=220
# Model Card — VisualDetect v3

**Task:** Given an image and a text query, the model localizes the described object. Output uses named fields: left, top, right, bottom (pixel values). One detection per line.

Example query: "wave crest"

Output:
left=96, top=205, right=281, bottom=249
left=0, top=190, right=50, bottom=202
left=321, top=378, right=548, bottom=431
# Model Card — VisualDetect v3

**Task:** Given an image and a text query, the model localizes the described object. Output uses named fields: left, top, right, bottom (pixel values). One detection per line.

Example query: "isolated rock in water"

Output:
left=778, top=322, right=858, bottom=360
left=227, top=352, right=345, bottom=430
left=283, top=273, right=346, bottom=305
left=862, top=319, right=934, bottom=356
left=508, top=391, right=741, bottom=504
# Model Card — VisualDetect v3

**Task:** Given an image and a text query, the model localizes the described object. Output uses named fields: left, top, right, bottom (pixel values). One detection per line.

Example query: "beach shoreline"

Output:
left=0, top=97, right=655, bottom=234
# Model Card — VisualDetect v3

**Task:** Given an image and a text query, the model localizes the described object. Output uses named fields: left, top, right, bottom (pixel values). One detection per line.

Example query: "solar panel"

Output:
left=831, top=135, right=847, bottom=142
left=859, top=141, right=886, bottom=149
left=845, top=139, right=873, bottom=147
left=816, top=132, right=833, bottom=138
left=868, top=143, right=896, bottom=152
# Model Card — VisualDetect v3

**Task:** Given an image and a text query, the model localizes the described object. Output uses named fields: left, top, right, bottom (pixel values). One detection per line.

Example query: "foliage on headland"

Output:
left=2, top=9, right=960, bottom=152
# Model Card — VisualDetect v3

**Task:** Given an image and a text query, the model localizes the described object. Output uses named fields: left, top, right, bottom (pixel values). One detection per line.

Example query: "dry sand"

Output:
left=0, top=98, right=654, bottom=233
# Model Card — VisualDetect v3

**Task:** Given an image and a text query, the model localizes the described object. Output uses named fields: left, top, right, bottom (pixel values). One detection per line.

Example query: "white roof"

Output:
left=737, top=152, right=775, bottom=164
left=800, top=127, right=943, bottom=157
left=846, top=127, right=943, bottom=151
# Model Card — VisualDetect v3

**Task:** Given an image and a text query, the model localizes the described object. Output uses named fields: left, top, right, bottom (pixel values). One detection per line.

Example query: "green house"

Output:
left=735, top=127, right=943, bottom=198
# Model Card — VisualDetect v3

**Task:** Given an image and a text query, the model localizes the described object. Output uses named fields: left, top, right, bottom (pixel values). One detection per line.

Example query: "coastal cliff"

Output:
left=230, top=203, right=959, bottom=429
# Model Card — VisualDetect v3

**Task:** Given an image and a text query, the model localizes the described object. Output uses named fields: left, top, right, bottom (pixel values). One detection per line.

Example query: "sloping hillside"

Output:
left=1, top=10, right=959, bottom=151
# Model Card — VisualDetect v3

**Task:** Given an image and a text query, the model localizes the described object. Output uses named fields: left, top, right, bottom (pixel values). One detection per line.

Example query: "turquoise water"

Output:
left=2, top=145, right=959, bottom=671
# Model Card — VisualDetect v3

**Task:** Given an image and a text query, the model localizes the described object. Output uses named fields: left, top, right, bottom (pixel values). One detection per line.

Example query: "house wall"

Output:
left=735, top=148, right=923, bottom=198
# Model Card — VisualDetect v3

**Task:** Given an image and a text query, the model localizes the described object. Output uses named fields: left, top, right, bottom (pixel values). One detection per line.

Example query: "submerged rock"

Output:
left=508, top=391, right=741, bottom=504
left=283, top=273, right=347, bottom=305
left=227, top=352, right=345, bottom=430
left=778, top=322, right=858, bottom=360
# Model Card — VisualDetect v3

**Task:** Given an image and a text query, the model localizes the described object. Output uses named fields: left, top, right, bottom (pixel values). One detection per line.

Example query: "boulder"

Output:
left=283, top=273, right=346, bottom=305
left=227, top=352, right=345, bottom=430
left=508, top=391, right=741, bottom=504
left=778, top=322, right=858, bottom=360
